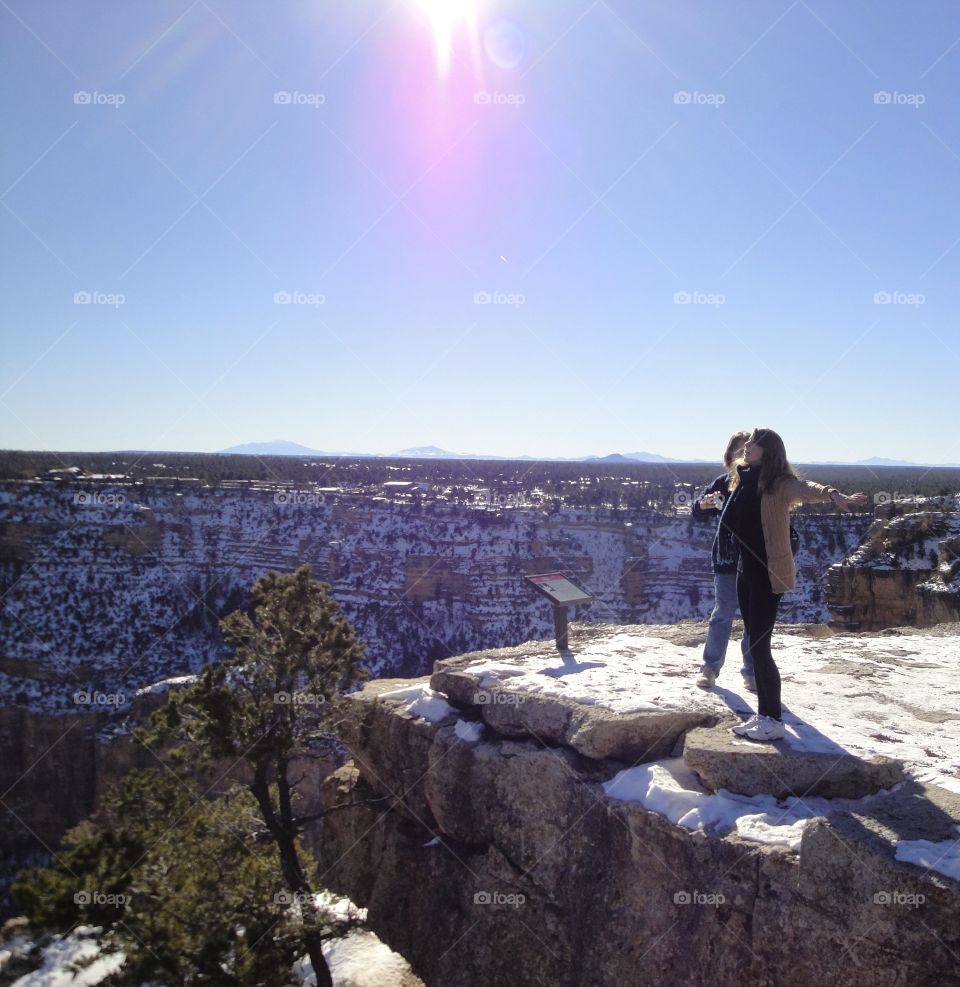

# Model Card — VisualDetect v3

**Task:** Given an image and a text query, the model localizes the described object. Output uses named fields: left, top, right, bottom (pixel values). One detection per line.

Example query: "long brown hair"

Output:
left=750, top=427, right=797, bottom=493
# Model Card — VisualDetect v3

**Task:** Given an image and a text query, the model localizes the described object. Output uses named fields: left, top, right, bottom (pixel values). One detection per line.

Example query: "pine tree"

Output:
left=145, top=563, right=367, bottom=987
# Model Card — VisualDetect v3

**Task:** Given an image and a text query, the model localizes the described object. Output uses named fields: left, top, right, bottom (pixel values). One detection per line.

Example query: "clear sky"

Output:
left=1, top=1, right=958, bottom=464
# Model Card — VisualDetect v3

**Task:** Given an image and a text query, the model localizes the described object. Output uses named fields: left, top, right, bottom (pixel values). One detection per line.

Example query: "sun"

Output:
left=416, top=0, right=480, bottom=77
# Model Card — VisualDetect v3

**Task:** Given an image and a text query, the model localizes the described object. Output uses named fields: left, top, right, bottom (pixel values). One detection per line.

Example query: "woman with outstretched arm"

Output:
left=721, top=427, right=868, bottom=742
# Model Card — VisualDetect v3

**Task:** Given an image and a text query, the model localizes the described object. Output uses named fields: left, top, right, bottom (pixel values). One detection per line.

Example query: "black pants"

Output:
left=737, top=562, right=783, bottom=719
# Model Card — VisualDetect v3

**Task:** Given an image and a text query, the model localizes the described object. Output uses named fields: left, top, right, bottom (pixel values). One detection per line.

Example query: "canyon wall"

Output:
left=826, top=501, right=960, bottom=631
left=0, top=479, right=869, bottom=715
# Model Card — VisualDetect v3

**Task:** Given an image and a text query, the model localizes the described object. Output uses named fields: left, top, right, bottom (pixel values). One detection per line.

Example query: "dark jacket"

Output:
left=692, top=472, right=739, bottom=573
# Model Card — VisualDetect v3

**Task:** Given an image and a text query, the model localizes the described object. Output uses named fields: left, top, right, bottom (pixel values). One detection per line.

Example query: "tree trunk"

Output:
left=250, top=767, right=334, bottom=987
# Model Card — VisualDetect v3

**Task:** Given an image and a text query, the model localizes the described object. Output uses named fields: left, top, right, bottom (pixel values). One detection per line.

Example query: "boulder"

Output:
left=683, top=724, right=905, bottom=799
left=432, top=649, right=718, bottom=763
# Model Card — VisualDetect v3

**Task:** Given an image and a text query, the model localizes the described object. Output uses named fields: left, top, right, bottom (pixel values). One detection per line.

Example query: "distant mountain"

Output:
left=217, top=440, right=373, bottom=458
left=582, top=451, right=708, bottom=464
left=857, top=457, right=922, bottom=467
left=622, top=451, right=674, bottom=463
left=212, top=442, right=958, bottom=467
left=391, top=446, right=461, bottom=458
left=801, top=457, right=960, bottom=468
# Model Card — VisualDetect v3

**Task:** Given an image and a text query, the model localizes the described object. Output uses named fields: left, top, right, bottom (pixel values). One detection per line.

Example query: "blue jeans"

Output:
left=702, top=571, right=753, bottom=676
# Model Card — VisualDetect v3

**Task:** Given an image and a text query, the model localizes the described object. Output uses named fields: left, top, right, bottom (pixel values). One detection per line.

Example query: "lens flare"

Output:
left=483, top=18, right=526, bottom=69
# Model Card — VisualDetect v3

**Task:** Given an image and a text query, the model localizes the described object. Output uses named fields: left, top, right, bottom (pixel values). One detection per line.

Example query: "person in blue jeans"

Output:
left=692, top=431, right=755, bottom=692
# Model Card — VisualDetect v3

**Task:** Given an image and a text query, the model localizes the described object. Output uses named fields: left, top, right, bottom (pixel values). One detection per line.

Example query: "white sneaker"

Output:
left=743, top=715, right=785, bottom=742
left=742, top=674, right=757, bottom=694
left=696, top=665, right=718, bottom=689
left=730, top=714, right=759, bottom=736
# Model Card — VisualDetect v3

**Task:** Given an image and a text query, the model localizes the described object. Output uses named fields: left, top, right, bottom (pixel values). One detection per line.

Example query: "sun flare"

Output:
left=416, top=0, right=480, bottom=77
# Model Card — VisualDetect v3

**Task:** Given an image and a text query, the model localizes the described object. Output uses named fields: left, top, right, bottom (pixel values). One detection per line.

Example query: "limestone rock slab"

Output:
left=431, top=650, right=717, bottom=763
left=683, top=724, right=905, bottom=799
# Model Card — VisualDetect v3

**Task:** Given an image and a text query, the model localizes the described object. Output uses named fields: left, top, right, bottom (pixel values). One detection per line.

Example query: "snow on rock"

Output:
left=378, top=684, right=455, bottom=723
left=895, top=835, right=960, bottom=883
left=454, top=718, right=483, bottom=743
left=296, top=923, right=416, bottom=987
left=603, top=757, right=904, bottom=852
left=449, top=627, right=960, bottom=793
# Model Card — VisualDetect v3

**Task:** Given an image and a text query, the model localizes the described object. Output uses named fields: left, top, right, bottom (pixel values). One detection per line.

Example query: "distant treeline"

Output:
left=1, top=449, right=958, bottom=512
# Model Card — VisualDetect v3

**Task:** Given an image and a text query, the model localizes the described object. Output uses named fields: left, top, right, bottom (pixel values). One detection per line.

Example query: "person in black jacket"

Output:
left=693, top=430, right=754, bottom=691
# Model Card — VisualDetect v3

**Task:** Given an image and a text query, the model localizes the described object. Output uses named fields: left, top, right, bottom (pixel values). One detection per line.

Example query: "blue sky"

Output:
left=1, top=0, right=959, bottom=464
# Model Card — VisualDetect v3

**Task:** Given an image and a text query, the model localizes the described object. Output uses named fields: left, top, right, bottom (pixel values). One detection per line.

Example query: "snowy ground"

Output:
left=384, top=625, right=960, bottom=881
left=439, top=627, right=960, bottom=794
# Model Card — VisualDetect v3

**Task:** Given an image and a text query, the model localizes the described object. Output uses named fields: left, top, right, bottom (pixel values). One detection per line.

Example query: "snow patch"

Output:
left=454, top=718, right=484, bottom=743
left=379, top=684, right=454, bottom=723
left=603, top=758, right=898, bottom=852
left=895, top=838, right=960, bottom=883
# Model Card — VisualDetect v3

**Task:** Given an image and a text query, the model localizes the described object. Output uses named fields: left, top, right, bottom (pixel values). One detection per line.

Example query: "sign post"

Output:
left=523, top=572, right=593, bottom=652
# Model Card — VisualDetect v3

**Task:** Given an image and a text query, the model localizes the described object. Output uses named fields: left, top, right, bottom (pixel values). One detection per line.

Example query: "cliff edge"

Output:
left=318, top=622, right=960, bottom=987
